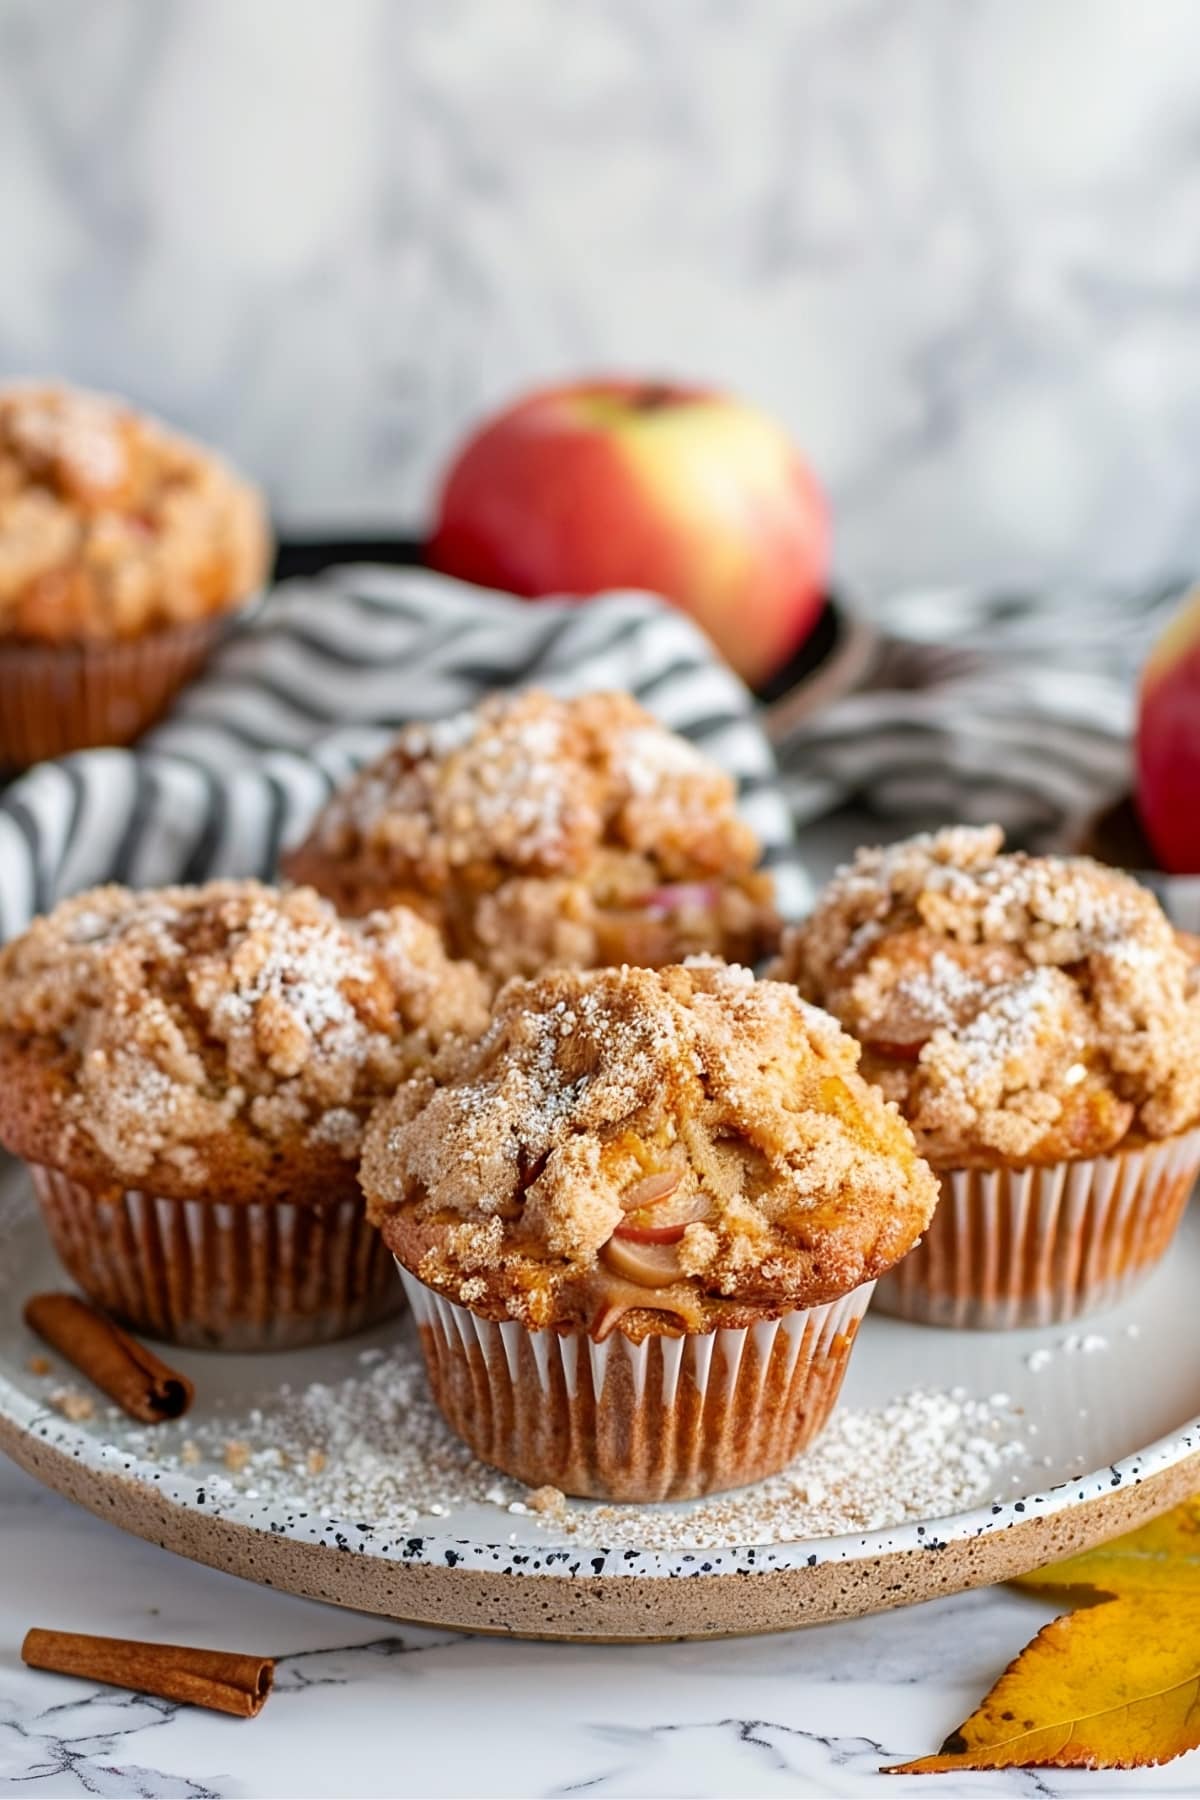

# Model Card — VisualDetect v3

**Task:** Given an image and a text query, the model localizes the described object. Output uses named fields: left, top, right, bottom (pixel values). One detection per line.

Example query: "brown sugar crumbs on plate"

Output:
left=107, top=1334, right=1023, bottom=1552
left=48, top=1385, right=95, bottom=1422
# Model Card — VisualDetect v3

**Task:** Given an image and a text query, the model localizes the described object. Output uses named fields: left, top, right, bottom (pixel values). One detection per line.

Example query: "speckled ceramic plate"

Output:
left=2, top=1164, right=1199, bottom=1642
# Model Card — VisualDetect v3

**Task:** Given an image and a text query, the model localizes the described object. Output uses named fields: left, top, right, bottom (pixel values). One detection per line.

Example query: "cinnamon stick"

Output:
left=22, top=1628, right=273, bottom=1718
left=23, top=1293, right=194, bottom=1424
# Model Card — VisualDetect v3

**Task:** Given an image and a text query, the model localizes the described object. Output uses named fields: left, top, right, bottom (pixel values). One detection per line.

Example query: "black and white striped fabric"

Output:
left=0, top=567, right=809, bottom=941
left=771, top=578, right=1191, bottom=845
left=2, top=563, right=1186, bottom=942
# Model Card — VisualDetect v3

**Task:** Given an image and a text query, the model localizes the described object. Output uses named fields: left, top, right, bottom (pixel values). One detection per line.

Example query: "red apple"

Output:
left=1136, top=586, right=1200, bottom=872
left=427, top=379, right=830, bottom=686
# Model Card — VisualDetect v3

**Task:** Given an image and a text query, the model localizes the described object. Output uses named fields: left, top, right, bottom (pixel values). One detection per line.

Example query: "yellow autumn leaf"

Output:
left=1013, top=1497, right=1200, bottom=1601
left=887, top=1594, right=1200, bottom=1775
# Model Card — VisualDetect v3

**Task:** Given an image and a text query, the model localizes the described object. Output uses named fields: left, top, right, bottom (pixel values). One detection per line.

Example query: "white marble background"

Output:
left=3, top=0, right=1200, bottom=603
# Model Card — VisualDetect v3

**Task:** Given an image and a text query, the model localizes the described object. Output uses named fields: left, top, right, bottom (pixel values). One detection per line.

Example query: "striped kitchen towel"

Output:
left=0, top=567, right=807, bottom=940
left=770, top=577, right=1190, bottom=845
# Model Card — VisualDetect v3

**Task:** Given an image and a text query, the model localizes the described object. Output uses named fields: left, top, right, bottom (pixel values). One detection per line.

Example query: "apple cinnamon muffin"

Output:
left=775, top=826, right=1200, bottom=1326
left=283, top=689, right=780, bottom=981
left=0, top=881, right=489, bottom=1347
left=361, top=959, right=937, bottom=1500
left=0, top=383, right=271, bottom=765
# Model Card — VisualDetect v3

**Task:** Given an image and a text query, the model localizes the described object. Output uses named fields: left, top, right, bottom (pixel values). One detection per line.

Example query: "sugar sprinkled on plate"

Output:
left=1024, top=1330, right=1111, bottom=1373
left=111, top=1328, right=1023, bottom=1551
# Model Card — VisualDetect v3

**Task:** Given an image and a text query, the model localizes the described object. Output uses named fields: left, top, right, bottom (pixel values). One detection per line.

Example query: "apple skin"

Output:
left=426, top=379, right=830, bottom=686
left=1136, top=585, right=1200, bottom=873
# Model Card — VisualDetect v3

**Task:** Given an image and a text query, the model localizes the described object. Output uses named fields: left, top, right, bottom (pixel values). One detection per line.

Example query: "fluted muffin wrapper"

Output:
left=397, top=1264, right=875, bottom=1502
left=0, top=615, right=225, bottom=768
left=875, top=1126, right=1200, bottom=1330
left=31, top=1165, right=402, bottom=1351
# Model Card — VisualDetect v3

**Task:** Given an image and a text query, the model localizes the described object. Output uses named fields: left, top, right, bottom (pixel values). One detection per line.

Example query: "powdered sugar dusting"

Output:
left=889, top=948, right=987, bottom=1031
left=468, top=711, right=569, bottom=862
left=618, top=723, right=709, bottom=796
left=209, top=899, right=367, bottom=1051
left=781, top=825, right=1200, bottom=1162
left=362, top=961, right=938, bottom=1328
left=287, top=690, right=778, bottom=985
left=109, top=1331, right=1023, bottom=1550
left=0, top=880, right=489, bottom=1187
left=941, top=965, right=1069, bottom=1097
left=338, top=692, right=584, bottom=871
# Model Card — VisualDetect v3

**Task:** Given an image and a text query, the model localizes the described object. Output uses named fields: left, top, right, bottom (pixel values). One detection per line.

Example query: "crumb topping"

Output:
left=284, top=689, right=779, bottom=979
left=775, top=825, right=1200, bottom=1165
left=0, top=881, right=489, bottom=1194
left=362, top=959, right=938, bottom=1331
left=299, top=689, right=750, bottom=879
left=0, top=385, right=271, bottom=641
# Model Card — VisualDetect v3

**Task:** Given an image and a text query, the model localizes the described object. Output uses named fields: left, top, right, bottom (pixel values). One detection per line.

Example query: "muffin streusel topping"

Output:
left=363, top=959, right=937, bottom=1332
left=293, top=688, right=761, bottom=884
left=0, top=385, right=270, bottom=641
left=284, top=689, right=780, bottom=981
left=776, top=825, right=1200, bottom=1165
left=0, top=882, right=488, bottom=1190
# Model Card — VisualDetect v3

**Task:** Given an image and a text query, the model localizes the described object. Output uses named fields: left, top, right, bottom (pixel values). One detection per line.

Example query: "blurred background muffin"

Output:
left=284, top=688, right=780, bottom=981
left=0, top=383, right=271, bottom=767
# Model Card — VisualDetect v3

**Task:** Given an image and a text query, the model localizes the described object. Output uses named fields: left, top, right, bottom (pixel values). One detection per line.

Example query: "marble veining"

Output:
left=4, top=0, right=1200, bottom=603
left=3, top=1463, right=1200, bottom=1798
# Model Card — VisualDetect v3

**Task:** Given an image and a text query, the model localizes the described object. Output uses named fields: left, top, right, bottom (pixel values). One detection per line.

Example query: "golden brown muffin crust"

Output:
left=362, top=959, right=938, bottom=1336
left=0, top=881, right=489, bottom=1204
left=774, top=825, right=1200, bottom=1167
left=283, top=689, right=779, bottom=980
left=0, top=385, right=271, bottom=642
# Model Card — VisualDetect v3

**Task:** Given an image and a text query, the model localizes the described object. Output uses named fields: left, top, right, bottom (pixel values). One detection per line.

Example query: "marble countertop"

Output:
left=1, top=1459, right=1197, bottom=1798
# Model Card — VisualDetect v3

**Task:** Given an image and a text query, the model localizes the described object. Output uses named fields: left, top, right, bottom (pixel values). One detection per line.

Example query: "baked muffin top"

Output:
left=0, top=384, right=271, bottom=642
left=288, top=688, right=759, bottom=885
left=362, top=959, right=938, bottom=1338
left=774, top=825, right=1200, bottom=1167
left=0, top=881, right=489, bottom=1203
left=284, top=688, right=779, bottom=979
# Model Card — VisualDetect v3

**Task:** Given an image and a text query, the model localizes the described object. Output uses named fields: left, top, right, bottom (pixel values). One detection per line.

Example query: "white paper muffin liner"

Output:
left=32, top=1165, right=402, bottom=1351
left=875, top=1126, right=1200, bottom=1330
left=397, top=1264, right=875, bottom=1501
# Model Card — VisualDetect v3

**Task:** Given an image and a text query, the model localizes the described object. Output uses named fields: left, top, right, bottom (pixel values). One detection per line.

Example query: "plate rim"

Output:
left=6, top=1177, right=1200, bottom=1638
left=2, top=1302, right=1198, bottom=1583
left=5, top=1389, right=1199, bottom=1642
